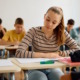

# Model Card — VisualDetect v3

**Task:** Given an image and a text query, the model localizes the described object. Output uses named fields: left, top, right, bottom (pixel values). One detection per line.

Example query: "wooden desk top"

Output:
left=0, top=45, right=5, bottom=50
left=10, top=58, right=66, bottom=70
left=5, top=45, right=18, bottom=50
left=0, top=59, right=21, bottom=73
left=0, top=45, right=18, bottom=50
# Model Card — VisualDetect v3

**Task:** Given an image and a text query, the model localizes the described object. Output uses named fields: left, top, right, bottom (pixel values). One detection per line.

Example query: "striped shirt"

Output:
left=15, top=27, right=80, bottom=58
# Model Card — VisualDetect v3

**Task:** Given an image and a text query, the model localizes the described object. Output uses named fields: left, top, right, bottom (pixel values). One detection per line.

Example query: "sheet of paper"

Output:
left=17, top=57, right=69, bottom=64
left=0, top=60, right=13, bottom=66
left=17, top=58, right=52, bottom=64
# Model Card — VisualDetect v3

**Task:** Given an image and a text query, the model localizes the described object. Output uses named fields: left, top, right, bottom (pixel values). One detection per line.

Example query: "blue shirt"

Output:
left=65, top=27, right=78, bottom=40
left=76, top=27, right=80, bottom=34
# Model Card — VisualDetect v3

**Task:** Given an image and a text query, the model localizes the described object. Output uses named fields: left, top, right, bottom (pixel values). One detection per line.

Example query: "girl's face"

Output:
left=44, top=10, right=62, bottom=31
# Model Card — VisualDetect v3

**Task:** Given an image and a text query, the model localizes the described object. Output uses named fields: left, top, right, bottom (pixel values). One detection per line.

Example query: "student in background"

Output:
left=65, top=19, right=78, bottom=40
left=16, top=6, right=79, bottom=80
left=0, top=18, right=7, bottom=57
left=63, top=19, right=78, bottom=50
left=0, top=18, right=7, bottom=39
left=0, top=18, right=7, bottom=80
left=0, top=17, right=26, bottom=45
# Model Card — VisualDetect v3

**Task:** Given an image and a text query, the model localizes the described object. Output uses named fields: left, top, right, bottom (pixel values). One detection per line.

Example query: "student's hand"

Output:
left=14, top=41, right=20, bottom=45
left=13, top=38, right=20, bottom=45
left=12, top=41, right=20, bottom=45
left=46, top=52, right=61, bottom=58
left=32, top=52, right=62, bottom=58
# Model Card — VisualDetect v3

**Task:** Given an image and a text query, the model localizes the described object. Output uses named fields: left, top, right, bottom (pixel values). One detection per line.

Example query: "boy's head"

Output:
left=67, top=19, right=75, bottom=30
left=14, top=18, right=24, bottom=34
left=0, top=18, right=2, bottom=25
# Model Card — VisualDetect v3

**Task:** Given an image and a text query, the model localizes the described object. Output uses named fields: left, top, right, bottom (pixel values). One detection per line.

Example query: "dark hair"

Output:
left=0, top=18, right=2, bottom=24
left=46, top=6, right=65, bottom=46
left=15, top=18, right=24, bottom=25
left=67, top=19, right=75, bottom=25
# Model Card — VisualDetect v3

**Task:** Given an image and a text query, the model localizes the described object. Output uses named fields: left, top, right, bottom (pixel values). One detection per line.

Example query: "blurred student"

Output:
left=65, top=19, right=78, bottom=40
left=0, top=18, right=7, bottom=79
left=0, top=18, right=7, bottom=57
left=0, top=17, right=26, bottom=45
left=0, top=18, right=7, bottom=39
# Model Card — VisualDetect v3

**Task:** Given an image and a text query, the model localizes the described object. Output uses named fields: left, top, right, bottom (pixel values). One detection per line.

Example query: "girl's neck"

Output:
left=42, top=26, right=54, bottom=38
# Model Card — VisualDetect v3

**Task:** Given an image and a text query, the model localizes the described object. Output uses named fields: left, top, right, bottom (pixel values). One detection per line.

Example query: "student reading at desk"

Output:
left=0, top=17, right=26, bottom=45
left=0, top=18, right=26, bottom=57
left=16, top=6, right=80, bottom=80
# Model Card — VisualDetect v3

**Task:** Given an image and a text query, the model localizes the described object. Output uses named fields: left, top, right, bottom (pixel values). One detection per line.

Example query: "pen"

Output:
left=40, top=60, right=55, bottom=64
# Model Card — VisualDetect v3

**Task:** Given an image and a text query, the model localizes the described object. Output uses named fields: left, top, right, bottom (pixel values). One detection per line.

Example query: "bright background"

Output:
left=0, top=0, right=80, bottom=31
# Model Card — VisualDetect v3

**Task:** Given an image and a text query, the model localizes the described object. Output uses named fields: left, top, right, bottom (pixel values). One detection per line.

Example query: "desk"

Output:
left=5, top=45, right=18, bottom=58
left=0, top=45, right=18, bottom=58
left=10, top=58, right=66, bottom=80
left=0, top=59, right=21, bottom=80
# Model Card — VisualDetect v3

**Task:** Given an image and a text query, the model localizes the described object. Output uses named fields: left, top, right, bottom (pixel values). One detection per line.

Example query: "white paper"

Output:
left=16, top=58, right=60, bottom=64
left=0, top=60, right=13, bottom=66
left=17, top=58, right=52, bottom=64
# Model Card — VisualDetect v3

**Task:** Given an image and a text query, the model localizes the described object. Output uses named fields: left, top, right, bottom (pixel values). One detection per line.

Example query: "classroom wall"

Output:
left=0, top=0, right=80, bottom=31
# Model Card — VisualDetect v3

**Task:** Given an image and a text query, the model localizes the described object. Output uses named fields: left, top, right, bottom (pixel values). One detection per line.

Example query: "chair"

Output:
left=60, top=73, right=72, bottom=80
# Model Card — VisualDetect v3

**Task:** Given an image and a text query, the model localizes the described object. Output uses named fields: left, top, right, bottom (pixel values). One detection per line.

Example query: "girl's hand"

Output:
left=46, top=52, right=62, bottom=58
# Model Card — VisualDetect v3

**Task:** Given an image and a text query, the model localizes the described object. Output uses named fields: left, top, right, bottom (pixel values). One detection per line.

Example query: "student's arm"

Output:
left=0, top=39, right=19, bottom=45
left=15, top=28, right=61, bottom=58
left=61, top=30, right=80, bottom=57
left=0, top=31, right=19, bottom=45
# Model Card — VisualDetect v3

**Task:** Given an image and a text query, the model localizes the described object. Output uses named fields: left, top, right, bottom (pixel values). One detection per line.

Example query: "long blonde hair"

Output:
left=46, top=7, right=65, bottom=46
